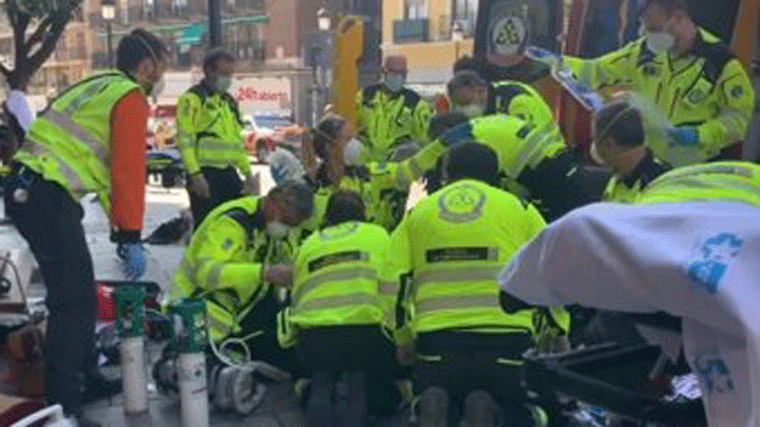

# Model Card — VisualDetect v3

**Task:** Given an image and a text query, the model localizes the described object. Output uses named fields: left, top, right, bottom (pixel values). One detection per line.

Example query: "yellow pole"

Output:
left=332, top=16, right=365, bottom=129
left=730, top=0, right=759, bottom=72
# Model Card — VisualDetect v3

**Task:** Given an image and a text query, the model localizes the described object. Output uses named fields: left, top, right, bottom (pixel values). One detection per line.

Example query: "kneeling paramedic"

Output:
left=381, top=142, right=570, bottom=426
left=499, top=161, right=760, bottom=427
left=279, top=190, right=402, bottom=426
left=3, top=29, right=167, bottom=426
left=172, top=180, right=314, bottom=369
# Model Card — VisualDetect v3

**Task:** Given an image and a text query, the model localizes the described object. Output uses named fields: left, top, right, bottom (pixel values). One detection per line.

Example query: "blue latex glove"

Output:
left=669, top=127, right=699, bottom=146
left=524, top=46, right=559, bottom=66
left=117, top=243, right=147, bottom=280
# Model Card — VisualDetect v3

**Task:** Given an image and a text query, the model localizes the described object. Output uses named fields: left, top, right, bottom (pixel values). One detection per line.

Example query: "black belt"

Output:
left=7, top=163, right=41, bottom=203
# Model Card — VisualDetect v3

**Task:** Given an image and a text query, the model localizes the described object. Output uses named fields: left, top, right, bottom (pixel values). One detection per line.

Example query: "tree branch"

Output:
left=25, top=16, right=53, bottom=51
left=27, top=10, right=72, bottom=72
left=13, top=13, right=31, bottom=66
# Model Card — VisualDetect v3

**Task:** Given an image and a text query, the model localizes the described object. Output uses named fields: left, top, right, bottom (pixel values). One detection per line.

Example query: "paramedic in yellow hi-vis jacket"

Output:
left=381, top=142, right=569, bottom=427
left=447, top=70, right=557, bottom=130
left=280, top=190, right=401, bottom=427
left=421, top=70, right=565, bottom=197
left=562, top=0, right=754, bottom=166
left=425, top=113, right=594, bottom=221
left=176, top=49, right=258, bottom=227
left=172, top=181, right=313, bottom=368
left=355, top=55, right=433, bottom=162
left=591, top=100, right=672, bottom=202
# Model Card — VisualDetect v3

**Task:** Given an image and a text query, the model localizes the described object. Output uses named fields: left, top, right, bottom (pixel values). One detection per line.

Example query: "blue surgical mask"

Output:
left=215, top=76, right=232, bottom=93
left=384, top=73, right=406, bottom=93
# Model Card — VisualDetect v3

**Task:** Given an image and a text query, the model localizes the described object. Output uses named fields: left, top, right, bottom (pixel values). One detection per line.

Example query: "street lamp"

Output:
left=317, top=7, right=331, bottom=32
left=312, top=8, right=332, bottom=125
left=101, top=0, right=116, bottom=68
left=451, top=21, right=464, bottom=61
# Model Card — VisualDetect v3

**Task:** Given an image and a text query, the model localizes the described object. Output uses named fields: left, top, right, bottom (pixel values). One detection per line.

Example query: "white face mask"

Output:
left=455, top=104, right=486, bottom=119
left=646, top=32, right=675, bottom=53
left=266, top=221, right=291, bottom=239
left=343, top=137, right=363, bottom=166
left=384, top=74, right=406, bottom=93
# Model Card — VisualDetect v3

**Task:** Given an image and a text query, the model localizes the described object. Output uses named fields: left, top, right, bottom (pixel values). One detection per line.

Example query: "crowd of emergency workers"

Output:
left=1, top=0, right=759, bottom=426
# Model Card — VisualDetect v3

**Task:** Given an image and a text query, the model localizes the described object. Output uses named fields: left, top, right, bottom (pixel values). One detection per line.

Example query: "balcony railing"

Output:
left=393, top=19, right=429, bottom=44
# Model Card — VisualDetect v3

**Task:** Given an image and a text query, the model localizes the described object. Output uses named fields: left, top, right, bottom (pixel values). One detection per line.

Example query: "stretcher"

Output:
left=523, top=341, right=706, bottom=427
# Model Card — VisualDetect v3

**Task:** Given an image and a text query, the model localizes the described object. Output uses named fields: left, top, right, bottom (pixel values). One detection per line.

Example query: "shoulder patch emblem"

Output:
left=222, top=238, right=234, bottom=251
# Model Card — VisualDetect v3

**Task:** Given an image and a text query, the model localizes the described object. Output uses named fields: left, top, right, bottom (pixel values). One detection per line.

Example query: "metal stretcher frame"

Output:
left=522, top=342, right=707, bottom=427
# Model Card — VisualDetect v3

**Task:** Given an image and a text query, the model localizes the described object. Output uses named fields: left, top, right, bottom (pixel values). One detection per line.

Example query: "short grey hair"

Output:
left=447, top=70, right=488, bottom=96
left=270, top=180, right=314, bottom=219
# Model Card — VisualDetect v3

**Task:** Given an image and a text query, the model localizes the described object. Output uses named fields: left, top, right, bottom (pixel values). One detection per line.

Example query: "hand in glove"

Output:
left=524, top=46, right=560, bottom=67
left=189, top=173, right=211, bottom=198
left=117, top=243, right=147, bottom=280
left=669, top=127, right=699, bottom=146
left=242, top=173, right=260, bottom=195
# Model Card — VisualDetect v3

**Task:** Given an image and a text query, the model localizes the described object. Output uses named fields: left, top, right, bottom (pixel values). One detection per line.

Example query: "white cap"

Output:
left=269, top=148, right=306, bottom=185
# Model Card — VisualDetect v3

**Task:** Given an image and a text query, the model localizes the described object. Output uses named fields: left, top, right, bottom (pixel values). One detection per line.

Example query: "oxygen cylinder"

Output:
left=170, top=299, right=209, bottom=427
left=113, top=285, right=149, bottom=414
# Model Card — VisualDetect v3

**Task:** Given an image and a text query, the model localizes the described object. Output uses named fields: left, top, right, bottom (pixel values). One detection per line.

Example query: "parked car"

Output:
left=146, top=147, right=184, bottom=188
left=242, top=115, right=294, bottom=163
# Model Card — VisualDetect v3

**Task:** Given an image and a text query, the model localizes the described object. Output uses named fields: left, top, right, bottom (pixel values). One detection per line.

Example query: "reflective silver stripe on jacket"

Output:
left=416, top=294, right=498, bottom=314
left=293, top=266, right=378, bottom=304
left=413, top=266, right=501, bottom=297
left=291, top=293, right=379, bottom=314
left=646, top=177, right=760, bottom=200
left=44, top=109, right=110, bottom=162
left=19, top=139, right=87, bottom=192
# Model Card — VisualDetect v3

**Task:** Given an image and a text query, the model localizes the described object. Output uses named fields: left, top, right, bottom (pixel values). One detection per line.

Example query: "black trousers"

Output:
left=414, top=331, right=536, bottom=426
left=187, top=166, right=243, bottom=229
left=296, top=325, right=398, bottom=373
left=4, top=170, right=96, bottom=415
left=235, top=288, right=297, bottom=373
left=296, top=325, right=403, bottom=415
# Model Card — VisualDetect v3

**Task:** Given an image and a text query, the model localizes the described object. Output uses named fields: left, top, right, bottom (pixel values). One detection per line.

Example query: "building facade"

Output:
left=0, top=0, right=95, bottom=96
left=90, top=0, right=267, bottom=72
left=383, top=0, right=476, bottom=85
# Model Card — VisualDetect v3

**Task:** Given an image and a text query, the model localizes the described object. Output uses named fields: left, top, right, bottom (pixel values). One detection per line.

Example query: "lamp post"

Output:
left=451, top=21, right=464, bottom=61
left=312, top=8, right=332, bottom=125
left=101, top=0, right=116, bottom=68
